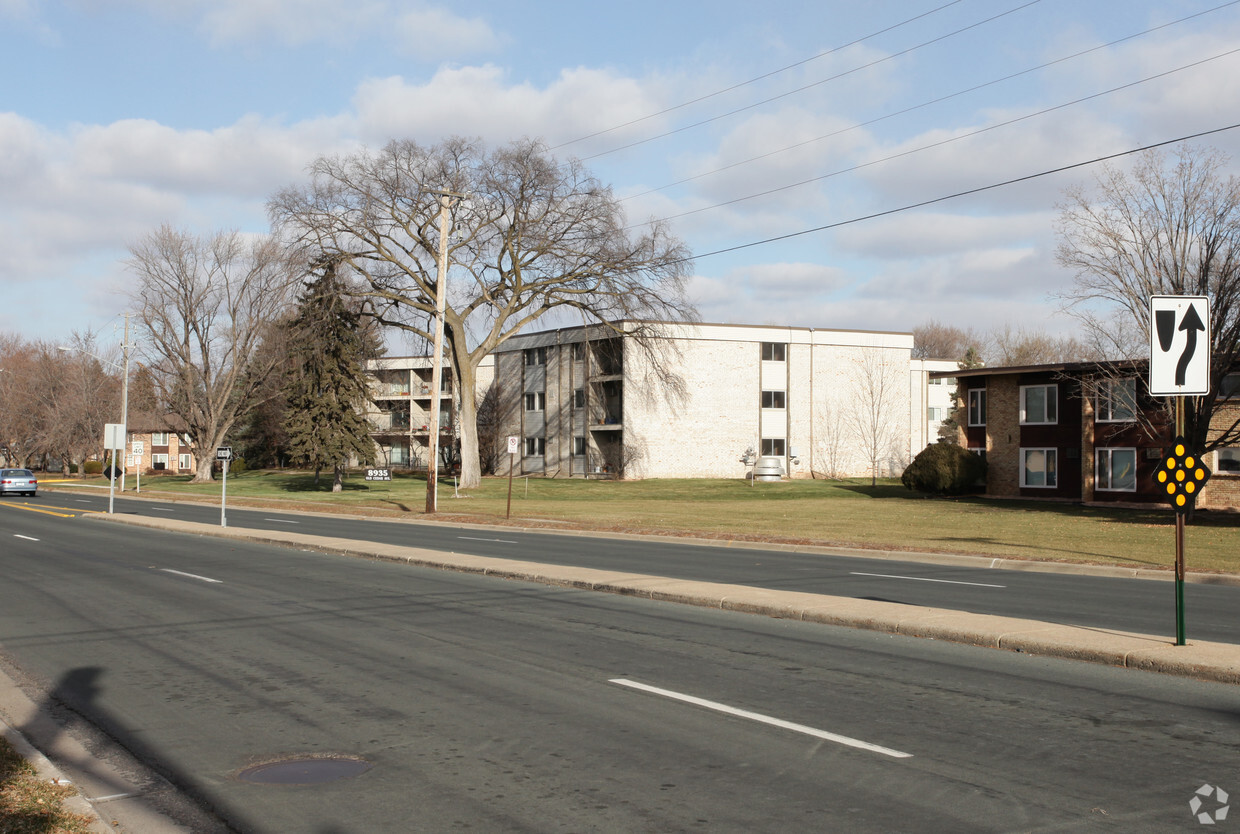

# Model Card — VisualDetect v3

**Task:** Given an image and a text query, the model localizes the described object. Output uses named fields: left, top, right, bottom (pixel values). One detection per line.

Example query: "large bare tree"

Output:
left=270, top=137, right=696, bottom=489
left=127, top=226, right=299, bottom=482
left=1057, top=145, right=1240, bottom=453
left=845, top=348, right=907, bottom=486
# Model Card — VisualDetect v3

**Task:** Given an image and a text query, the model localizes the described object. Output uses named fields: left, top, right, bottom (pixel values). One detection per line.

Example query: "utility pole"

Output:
left=426, top=189, right=463, bottom=514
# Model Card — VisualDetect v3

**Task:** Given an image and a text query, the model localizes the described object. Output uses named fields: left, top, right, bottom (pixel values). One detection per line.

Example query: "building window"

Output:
left=571, top=342, right=586, bottom=361
left=761, top=438, right=786, bottom=456
left=1096, top=379, right=1136, bottom=423
left=1021, top=448, right=1057, bottom=488
left=524, top=437, right=545, bottom=456
left=151, top=453, right=169, bottom=470
left=761, top=342, right=786, bottom=362
left=151, top=432, right=169, bottom=445
left=1096, top=448, right=1137, bottom=491
left=967, top=389, right=986, bottom=426
left=524, top=347, right=546, bottom=366
left=1020, top=385, right=1058, bottom=425
left=573, top=436, right=587, bottom=456
left=574, top=389, right=585, bottom=408
left=927, top=406, right=944, bottom=422
left=761, top=390, right=786, bottom=409
left=524, top=392, right=546, bottom=412
left=1218, top=448, right=1240, bottom=472
left=178, top=454, right=191, bottom=470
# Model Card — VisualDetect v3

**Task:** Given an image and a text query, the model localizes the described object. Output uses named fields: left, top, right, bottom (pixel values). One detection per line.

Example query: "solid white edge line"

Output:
left=159, top=568, right=222, bottom=584
left=609, top=679, right=912, bottom=759
left=850, top=571, right=1006, bottom=589
left=14, top=534, right=38, bottom=542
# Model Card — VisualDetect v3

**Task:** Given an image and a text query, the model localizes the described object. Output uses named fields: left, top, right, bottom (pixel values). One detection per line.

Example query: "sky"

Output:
left=3, top=0, right=1240, bottom=354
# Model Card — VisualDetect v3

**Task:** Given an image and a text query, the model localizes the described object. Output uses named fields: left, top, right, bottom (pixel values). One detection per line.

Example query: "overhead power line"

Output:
left=644, top=45, right=1240, bottom=228
left=689, top=122, right=1240, bottom=263
left=577, top=0, right=1044, bottom=161
left=551, top=0, right=967, bottom=151
left=622, top=0, right=1240, bottom=202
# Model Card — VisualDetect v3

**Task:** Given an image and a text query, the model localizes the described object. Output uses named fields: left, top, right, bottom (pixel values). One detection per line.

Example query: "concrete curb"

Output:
left=87, top=512, right=1240, bottom=686
left=0, top=718, right=114, bottom=833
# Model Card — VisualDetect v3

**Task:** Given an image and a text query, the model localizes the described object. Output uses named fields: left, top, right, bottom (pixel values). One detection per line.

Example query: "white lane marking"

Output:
left=264, top=518, right=300, bottom=524
left=14, top=534, right=39, bottom=542
left=159, top=568, right=222, bottom=584
left=75, top=500, right=92, bottom=504
left=149, top=507, right=175, bottom=512
left=610, top=679, right=912, bottom=759
left=850, top=571, right=1005, bottom=589
left=91, top=793, right=135, bottom=802
left=459, top=536, right=518, bottom=544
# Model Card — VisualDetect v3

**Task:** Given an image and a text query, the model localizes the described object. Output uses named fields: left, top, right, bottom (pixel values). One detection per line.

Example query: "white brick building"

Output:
left=488, top=322, right=940, bottom=480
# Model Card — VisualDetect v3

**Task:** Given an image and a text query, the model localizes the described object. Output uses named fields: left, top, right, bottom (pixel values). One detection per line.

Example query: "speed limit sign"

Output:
left=507, top=435, right=520, bottom=455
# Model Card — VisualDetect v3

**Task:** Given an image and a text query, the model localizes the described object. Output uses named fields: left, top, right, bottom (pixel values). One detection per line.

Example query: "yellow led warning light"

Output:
left=1157, top=436, right=1211, bottom=514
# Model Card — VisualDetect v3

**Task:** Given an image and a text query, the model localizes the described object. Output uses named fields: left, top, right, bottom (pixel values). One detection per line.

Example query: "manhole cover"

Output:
left=238, top=756, right=372, bottom=785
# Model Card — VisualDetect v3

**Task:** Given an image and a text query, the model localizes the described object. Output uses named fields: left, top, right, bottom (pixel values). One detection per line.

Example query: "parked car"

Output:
left=0, top=468, right=37, bottom=496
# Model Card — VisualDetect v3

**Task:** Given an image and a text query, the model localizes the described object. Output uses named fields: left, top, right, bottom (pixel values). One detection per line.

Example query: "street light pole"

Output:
left=425, top=189, right=463, bottom=514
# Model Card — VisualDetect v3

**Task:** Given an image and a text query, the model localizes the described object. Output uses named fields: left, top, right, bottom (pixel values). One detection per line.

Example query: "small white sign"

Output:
left=507, top=435, right=520, bottom=455
left=216, top=446, right=233, bottom=461
left=104, top=423, right=126, bottom=450
left=1150, top=295, right=1211, bottom=396
left=132, top=441, right=144, bottom=456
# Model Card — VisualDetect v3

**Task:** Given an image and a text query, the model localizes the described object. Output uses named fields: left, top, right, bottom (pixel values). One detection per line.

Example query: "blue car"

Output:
left=0, top=468, right=37, bottom=496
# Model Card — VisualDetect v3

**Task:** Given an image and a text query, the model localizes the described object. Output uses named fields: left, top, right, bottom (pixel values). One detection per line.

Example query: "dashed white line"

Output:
left=149, top=507, right=175, bottom=512
left=264, top=518, right=300, bottom=524
left=458, top=536, right=517, bottom=544
left=610, top=679, right=912, bottom=759
left=850, top=571, right=1005, bottom=588
left=14, top=534, right=39, bottom=542
left=159, top=568, right=222, bottom=584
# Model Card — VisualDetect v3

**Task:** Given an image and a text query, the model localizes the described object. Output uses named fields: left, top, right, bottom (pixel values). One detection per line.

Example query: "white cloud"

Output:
left=392, top=8, right=503, bottom=60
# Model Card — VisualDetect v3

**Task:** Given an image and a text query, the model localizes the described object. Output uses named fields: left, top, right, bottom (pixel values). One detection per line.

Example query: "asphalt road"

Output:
left=1, top=496, right=1239, bottom=831
left=22, top=489, right=1240, bottom=645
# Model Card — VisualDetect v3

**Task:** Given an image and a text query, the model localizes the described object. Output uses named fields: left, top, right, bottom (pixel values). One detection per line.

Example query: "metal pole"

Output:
left=506, top=451, right=515, bottom=519
left=119, top=313, right=131, bottom=496
left=426, top=191, right=459, bottom=514
left=221, top=457, right=228, bottom=528
left=1175, top=397, right=1186, bottom=645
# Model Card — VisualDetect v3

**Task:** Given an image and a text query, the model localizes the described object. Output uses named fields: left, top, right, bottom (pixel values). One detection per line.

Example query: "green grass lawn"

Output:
left=42, top=469, right=1240, bottom=573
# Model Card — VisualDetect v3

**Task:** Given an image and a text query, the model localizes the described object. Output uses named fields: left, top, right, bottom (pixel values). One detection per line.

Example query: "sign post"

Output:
left=506, top=435, right=520, bottom=519
left=1149, top=295, right=1212, bottom=646
left=216, top=446, right=232, bottom=528
left=103, top=423, right=125, bottom=515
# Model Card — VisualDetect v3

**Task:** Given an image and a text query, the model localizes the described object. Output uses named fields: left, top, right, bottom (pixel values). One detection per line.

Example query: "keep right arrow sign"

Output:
left=1150, top=295, right=1211, bottom=396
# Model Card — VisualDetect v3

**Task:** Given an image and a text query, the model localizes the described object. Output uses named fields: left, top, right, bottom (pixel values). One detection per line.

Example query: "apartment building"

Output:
left=488, top=321, right=935, bottom=480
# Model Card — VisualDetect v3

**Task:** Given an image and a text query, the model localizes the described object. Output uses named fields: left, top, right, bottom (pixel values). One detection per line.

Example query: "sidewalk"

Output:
left=87, top=512, right=1240, bottom=686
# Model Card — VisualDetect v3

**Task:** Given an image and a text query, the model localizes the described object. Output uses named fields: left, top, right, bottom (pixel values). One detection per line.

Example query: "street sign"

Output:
left=507, top=435, right=520, bottom=455
left=216, top=446, right=233, bottom=461
left=104, top=423, right=126, bottom=449
left=1150, top=295, right=1211, bottom=396
left=132, top=441, right=144, bottom=456
left=364, top=468, right=392, bottom=481
left=1157, top=437, right=1212, bottom=514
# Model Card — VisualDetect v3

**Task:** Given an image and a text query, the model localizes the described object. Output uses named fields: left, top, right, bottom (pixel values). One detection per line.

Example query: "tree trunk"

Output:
left=451, top=339, right=481, bottom=489
left=332, top=463, right=343, bottom=493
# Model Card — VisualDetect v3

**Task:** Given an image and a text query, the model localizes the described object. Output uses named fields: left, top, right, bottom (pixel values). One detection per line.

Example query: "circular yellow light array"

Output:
left=1159, top=436, right=1212, bottom=514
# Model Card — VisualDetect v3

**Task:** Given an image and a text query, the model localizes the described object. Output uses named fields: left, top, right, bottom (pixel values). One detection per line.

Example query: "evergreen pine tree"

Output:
left=283, top=258, right=380, bottom=492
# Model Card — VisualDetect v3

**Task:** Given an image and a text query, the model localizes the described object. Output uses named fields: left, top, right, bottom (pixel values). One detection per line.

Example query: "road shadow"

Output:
left=13, top=665, right=238, bottom=833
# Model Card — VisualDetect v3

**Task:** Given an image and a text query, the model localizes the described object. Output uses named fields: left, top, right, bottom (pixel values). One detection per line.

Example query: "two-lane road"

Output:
left=0, top=504, right=1238, bottom=831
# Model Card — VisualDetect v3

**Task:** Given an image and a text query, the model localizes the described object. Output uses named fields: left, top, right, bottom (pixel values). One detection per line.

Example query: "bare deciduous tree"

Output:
left=845, top=349, right=907, bottom=486
left=270, top=137, right=696, bottom=489
left=127, top=226, right=299, bottom=482
left=1057, top=145, right=1240, bottom=453
left=911, top=320, right=985, bottom=361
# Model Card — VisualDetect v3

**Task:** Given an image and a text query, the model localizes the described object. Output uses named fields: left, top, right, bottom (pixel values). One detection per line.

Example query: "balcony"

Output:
left=369, top=413, right=412, bottom=433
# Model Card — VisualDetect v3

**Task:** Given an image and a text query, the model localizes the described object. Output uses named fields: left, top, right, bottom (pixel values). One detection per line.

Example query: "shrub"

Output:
left=901, top=442, right=986, bottom=495
left=229, top=457, right=247, bottom=475
left=83, top=460, right=103, bottom=475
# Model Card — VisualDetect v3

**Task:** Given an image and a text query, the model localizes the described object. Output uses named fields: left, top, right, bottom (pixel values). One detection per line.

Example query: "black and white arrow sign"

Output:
left=1149, top=295, right=1211, bottom=396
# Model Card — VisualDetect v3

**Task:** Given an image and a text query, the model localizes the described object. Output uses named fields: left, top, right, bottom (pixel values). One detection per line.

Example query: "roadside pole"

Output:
left=1149, top=295, right=1212, bottom=646
left=217, top=446, right=232, bottom=528
left=506, top=435, right=519, bottom=519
